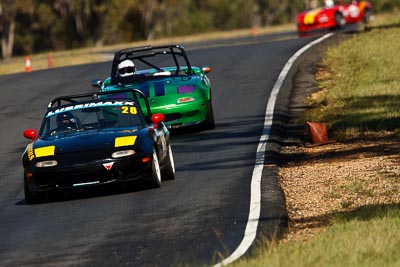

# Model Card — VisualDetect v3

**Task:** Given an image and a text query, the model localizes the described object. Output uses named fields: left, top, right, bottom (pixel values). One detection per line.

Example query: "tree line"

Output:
left=0, top=0, right=397, bottom=59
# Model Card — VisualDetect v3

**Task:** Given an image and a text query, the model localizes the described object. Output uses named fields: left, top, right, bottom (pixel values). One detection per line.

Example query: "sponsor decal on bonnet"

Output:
left=47, top=101, right=136, bottom=117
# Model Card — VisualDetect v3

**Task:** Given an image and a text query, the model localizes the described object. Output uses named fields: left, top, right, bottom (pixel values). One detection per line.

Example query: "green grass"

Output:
left=304, top=12, right=400, bottom=140
left=339, top=181, right=374, bottom=197
left=229, top=205, right=400, bottom=267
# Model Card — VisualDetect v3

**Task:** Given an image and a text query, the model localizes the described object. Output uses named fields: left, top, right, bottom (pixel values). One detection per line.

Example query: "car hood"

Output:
left=32, top=128, right=149, bottom=156
left=297, top=6, right=338, bottom=17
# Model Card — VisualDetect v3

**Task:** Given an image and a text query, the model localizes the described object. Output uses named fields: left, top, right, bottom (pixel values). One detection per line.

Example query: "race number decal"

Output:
left=121, top=106, right=137, bottom=115
left=27, top=144, right=35, bottom=161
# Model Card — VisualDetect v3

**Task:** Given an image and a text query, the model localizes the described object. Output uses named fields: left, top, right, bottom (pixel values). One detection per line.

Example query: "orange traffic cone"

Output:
left=25, top=55, right=32, bottom=72
left=306, top=122, right=328, bottom=144
left=48, top=53, right=54, bottom=68
left=252, top=27, right=259, bottom=37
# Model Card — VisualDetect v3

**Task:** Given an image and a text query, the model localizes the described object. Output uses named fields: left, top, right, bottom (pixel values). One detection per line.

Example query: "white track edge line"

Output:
left=213, top=33, right=334, bottom=267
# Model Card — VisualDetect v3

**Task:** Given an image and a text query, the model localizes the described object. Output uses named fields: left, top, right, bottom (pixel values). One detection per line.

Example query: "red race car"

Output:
left=296, top=0, right=373, bottom=33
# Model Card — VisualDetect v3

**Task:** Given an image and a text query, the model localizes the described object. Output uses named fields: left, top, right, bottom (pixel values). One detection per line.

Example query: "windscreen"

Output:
left=40, top=101, right=144, bottom=137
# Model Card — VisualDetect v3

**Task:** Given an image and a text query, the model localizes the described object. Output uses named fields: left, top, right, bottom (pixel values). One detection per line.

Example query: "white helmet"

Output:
left=325, top=0, right=334, bottom=7
left=118, top=59, right=135, bottom=77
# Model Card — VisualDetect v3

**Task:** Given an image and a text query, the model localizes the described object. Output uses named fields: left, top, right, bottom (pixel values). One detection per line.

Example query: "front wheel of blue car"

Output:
left=24, top=177, right=46, bottom=204
left=148, top=149, right=162, bottom=188
left=162, top=144, right=175, bottom=181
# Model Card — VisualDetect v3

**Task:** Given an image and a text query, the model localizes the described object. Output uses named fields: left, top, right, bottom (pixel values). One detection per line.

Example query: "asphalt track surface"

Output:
left=0, top=31, right=332, bottom=266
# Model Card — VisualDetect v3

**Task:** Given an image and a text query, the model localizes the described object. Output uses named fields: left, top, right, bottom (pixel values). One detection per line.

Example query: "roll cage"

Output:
left=110, top=45, right=193, bottom=85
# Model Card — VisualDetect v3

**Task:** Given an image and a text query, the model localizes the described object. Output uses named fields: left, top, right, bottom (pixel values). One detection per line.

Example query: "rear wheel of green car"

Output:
left=203, top=102, right=215, bottom=130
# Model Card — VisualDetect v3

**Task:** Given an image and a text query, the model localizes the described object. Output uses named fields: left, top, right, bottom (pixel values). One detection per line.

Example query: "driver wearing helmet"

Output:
left=118, top=59, right=136, bottom=77
left=325, top=0, right=334, bottom=7
left=56, top=112, right=78, bottom=131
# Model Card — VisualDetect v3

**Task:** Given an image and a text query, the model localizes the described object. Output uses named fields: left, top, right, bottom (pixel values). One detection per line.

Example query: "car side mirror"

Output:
left=151, top=113, right=165, bottom=128
left=201, top=66, right=212, bottom=74
left=91, top=79, right=103, bottom=89
left=23, top=129, right=37, bottom=140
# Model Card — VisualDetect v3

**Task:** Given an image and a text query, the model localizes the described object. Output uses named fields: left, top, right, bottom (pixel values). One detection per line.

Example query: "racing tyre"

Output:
left=334, top=12, right=345, bottom=29
left=161, top=144, right=175, bottom=181
left=363, top=9, right=373, bottom=24
left=148, top=148, right=162, bottom=188
left=203, top=102, right=215, bottom=130
left=24, top=177, right=46, bottom=204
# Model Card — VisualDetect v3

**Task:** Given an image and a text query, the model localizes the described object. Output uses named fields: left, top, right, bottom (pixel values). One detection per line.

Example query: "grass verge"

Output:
left=226, top=12, right=400, bottom=267
left=237, top=205, right=400, bottom=267
left=304, top=12, right=400, bottom=140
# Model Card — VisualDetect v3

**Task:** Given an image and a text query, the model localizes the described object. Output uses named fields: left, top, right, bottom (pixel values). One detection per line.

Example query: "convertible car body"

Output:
left=92, top=45, right=215, bottom=130
left=296, top=1, right=373, bottom=33
left=22, top=89, right=175, bottom=204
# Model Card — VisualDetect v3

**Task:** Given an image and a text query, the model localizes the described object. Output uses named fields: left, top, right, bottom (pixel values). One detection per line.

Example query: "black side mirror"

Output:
left=91, top=79, right=103, bottom=89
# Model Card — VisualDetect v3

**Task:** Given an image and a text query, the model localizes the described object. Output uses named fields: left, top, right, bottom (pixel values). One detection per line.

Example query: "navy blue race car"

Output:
left=22, top=89, right=175, bottom=204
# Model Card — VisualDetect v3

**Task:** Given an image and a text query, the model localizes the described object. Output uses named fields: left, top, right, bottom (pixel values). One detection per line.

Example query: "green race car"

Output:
left=92, top=45, right=215, bottom=130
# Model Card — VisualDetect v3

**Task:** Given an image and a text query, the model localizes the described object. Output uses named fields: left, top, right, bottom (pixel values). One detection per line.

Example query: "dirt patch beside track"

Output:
left=278, top=138, right=400, bottom=242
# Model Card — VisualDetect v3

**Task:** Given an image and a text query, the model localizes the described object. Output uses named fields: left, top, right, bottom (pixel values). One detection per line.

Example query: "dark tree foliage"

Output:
left=0, top=0, right=398, bottom=58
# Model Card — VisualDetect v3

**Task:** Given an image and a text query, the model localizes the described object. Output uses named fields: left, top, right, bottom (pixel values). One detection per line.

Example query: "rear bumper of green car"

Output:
left=151, top=101, right=210, bottom=128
